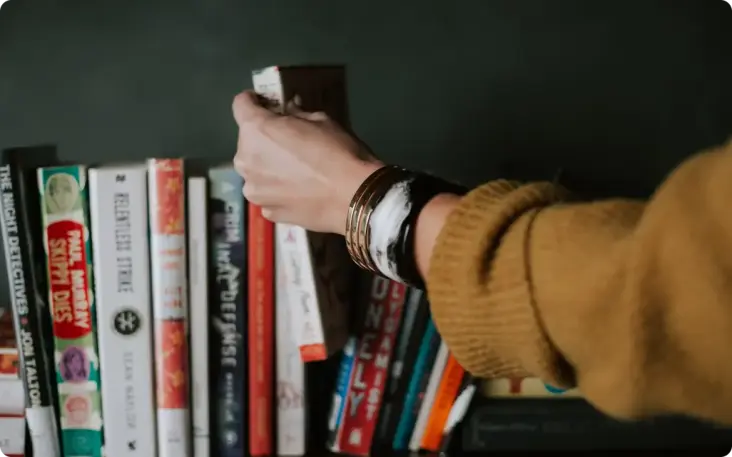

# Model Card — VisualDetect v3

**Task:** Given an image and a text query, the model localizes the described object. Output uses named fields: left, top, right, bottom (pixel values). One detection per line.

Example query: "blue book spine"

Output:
left=393, top=318, right=439, bottom=450
left=326, top=336, right=357, bottom=448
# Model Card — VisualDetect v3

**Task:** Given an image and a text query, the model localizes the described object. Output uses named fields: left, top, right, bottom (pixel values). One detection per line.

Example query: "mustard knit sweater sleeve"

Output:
left=426, top=138, right=732, bottom=425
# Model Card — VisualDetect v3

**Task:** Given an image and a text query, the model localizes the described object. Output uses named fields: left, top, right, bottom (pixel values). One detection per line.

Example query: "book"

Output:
left=187, top=175, right=210, bottom=457
left=247, top=198, right=275, bottom=456
left=275, top=224, right=307, bottom=456
left=148, top=159, right=190, bottom=457
left=330, top=276, right=407, bottom=456
left=90, top=164, right=157, bottom=456
left=251, top=65, right=356, bottom=362
left=0, top=146, right=61, bottom=457
left=38, top=164, right=104, bottom=457
left=208, top=165, right=247, bottom=457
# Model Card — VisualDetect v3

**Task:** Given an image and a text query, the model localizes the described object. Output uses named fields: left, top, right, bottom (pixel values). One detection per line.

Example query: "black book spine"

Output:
left=373, top=288, right=430, bottom=449
left=0, top=148, right=61, bottom=457
left=208, top=166, right=248, bottom=457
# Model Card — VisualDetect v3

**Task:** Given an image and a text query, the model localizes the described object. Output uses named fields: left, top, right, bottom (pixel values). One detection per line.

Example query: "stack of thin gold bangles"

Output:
left=344, top=165, right=408, bottom=275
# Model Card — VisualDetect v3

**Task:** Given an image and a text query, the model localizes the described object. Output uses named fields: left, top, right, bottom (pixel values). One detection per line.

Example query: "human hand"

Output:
left=232, top=90, right=383, bottom=235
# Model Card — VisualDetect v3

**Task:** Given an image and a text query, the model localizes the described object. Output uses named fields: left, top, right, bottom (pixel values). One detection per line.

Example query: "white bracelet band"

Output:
left=368, top=177, right=415, bottom=283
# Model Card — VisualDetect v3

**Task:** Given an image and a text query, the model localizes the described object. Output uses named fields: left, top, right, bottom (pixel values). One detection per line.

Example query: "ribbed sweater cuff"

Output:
left=426, top=180, right=571, bottom=385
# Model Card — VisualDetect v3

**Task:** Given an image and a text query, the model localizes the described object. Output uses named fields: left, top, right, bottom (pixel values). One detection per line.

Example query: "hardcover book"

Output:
left=251, top=65, right=356, bottom=362
left=38, top=164, right=104, bottom=457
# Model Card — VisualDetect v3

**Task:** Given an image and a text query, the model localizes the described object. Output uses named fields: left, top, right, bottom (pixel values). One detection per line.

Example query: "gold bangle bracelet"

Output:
left=349, top=167, right=393, bottom=271
left=355, top=167, right=409, bottom=273
left=345, top=166, right=391, bottom=270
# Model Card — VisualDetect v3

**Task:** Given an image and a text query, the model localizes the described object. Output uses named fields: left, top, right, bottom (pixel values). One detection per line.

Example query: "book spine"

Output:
left=420, top=353, right=466, bottom=451
left=208, top=167, right=247, bottom=457
left=0, top=415, right=27, bottom=456
left=276, top=225, right=328, bottom=362
left=38, top=165, right=104, bottom=457
left=274, top=223, right=307, bottom=456
left=147, top=159, right=190, bottom=457
left=90, top=166, right=157, bottom=456
left=248, top=204, right=275, bottom=456
left=482, top=377, right=582, bottom=398
left=187, top=176, right=210, bottom=457
left=392, top=318, right=440, bottom=451
left=326, top=336, right=356, bottom=451
left=437, top=375, right=477, bottom=454
left=0, top=348, right=24, bottom=414
left=409, top=341, right=450, bottom=452
left=336, top=277, right=407, bottom=456
left=0, top=162, right=61, bottom=457
left=374, top=289, right=428, bottom=446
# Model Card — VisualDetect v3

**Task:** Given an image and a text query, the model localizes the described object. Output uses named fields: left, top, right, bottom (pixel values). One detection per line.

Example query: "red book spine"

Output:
left=337, top=277, right=407, bottom=456
left=247, top=204, right=274, bottom=456
left=148, top=159, right=190, bottom=456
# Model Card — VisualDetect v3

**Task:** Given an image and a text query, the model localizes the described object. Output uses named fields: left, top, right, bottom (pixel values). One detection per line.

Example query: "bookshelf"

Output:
left=2, top=1, right=732, bottom=455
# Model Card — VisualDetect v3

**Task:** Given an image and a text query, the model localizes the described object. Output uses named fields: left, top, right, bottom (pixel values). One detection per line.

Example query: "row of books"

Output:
left=0, top=143, right=577, bottom=457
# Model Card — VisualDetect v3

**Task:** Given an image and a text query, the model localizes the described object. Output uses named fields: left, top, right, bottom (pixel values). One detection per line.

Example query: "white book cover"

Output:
left=274, top=224, right=307, bottom=456
left=408, top=341, right=449, bottom=452
left=90, top=165, right=157, bottom=457
left=0, top=416, right=26, bottom=456
left=187, top=177, right=209, bottom=457
left=147, top=159, right=190, bottom=457
left=273, top=223, right=325, bottom=362
left=0, top=378, right=24, bottom=415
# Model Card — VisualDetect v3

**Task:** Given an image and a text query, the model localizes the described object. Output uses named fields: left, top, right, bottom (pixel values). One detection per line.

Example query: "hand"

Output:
left=232, top=90, right=383, bottom=235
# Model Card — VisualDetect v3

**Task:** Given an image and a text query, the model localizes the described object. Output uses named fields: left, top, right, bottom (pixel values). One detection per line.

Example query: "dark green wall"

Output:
left=3, top=0, right=732, bottom=189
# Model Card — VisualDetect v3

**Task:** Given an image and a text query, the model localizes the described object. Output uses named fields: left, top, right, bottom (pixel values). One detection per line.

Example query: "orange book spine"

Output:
left=420, top=354, right=465, bottom=452
left=247, top=204, right=274, bottom=456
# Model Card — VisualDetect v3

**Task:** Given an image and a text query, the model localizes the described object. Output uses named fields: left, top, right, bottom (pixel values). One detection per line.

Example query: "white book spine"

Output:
left=276, top=224, right=326, bottom=360
left=187, top=177, right=209, bottom=457
left=275, top=224, right=307, bottom=456
left=90, top=166, right=157, bottom=457
left=408, top=341, right=450, bottom=452
left=147, top=159, right=190, bottom=457
left=0, top=416, right=26, bottom=456
left=0, top=378, right=25, bottom=415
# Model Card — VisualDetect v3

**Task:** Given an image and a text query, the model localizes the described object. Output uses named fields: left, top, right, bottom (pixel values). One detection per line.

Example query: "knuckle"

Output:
left=260, top=207, right=277, bottom=221
left=310, top=111, right=329, bottom=121
left=241, top=182, right=256, bottom=200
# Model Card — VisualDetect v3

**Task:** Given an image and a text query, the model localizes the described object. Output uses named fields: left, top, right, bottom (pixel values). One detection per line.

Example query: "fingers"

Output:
left=241, top=181, right=281, bottom=222
left=232, top=90, right=276, bottom=126
left=286, top=95, right=329, bottom=122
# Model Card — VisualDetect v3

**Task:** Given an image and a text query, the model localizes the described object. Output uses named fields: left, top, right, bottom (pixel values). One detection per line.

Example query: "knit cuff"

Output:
left=426, top=180, right=573, bottom=386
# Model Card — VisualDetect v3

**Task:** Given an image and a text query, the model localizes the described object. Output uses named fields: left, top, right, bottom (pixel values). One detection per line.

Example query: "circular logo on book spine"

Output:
left=59, top=346, right=90, bottom=382
left=113, top=308, right=142, bottom=336
left=63, top=393, right=92, bottom=427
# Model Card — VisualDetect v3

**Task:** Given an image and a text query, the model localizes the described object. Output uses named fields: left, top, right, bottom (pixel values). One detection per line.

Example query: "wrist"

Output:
left=330, top=160, right=384, bottom=236
left=343, top=166, right=466, bottom=289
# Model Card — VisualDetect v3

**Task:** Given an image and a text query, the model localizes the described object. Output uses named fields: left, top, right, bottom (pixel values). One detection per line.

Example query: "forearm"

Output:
left=426, top=138, right=732, bottom=425
left=414, top=193, right=461, bottom=280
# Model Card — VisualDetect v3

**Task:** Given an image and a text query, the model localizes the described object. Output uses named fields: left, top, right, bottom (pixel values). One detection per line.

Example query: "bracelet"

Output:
left=345, top=165, right=466, bottom=289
